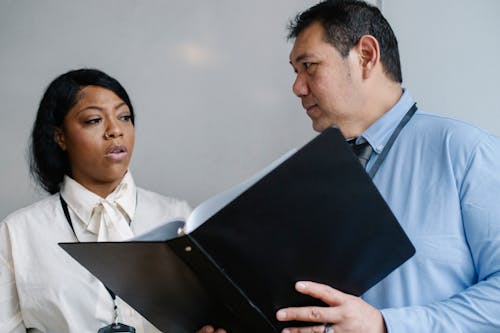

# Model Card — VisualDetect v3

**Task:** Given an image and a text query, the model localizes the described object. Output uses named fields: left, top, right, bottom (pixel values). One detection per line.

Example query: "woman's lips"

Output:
left=105, top=145, right=128, bottom=161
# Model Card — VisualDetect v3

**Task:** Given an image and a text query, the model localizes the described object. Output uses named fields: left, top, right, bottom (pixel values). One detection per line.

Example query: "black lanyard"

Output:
left=60, top=195, right=136, bottom=332
left=367, top=103, right=417, bottom=178
left=59, top=195, right=118, bottom=301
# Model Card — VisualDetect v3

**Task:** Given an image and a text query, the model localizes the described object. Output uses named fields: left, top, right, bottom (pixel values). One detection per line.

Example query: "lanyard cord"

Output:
left=367, top=103, right=417, bottom=178
left=59, top=195, right=120, bottom=324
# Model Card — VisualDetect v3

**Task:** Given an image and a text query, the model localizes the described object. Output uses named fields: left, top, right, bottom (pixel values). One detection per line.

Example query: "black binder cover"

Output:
left=60, top=127, right=415, bottom=333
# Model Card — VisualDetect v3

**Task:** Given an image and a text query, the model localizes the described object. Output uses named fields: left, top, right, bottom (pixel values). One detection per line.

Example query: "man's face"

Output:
left=289, top=21, right=363, bottom=133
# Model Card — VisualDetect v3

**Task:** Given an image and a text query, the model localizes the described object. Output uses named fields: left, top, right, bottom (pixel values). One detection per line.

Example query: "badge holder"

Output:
left=98, top=287, right=136, bottom=333
left=98, top=323, right=136, bottom=333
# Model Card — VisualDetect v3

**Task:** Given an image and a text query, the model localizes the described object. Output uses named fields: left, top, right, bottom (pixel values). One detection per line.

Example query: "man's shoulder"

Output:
left=413, top=111, right=487, bottom=133
left=405, top=111, right=500, bottom=169
left=410, top=110, right=494, bottom=144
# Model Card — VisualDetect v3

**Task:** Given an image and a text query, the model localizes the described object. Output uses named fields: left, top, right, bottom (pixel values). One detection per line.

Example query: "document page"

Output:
left=183, top=149, right=297, bottom=233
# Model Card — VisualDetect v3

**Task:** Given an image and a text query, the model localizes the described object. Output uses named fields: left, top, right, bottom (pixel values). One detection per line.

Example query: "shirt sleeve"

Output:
left=0, top=222, right=26, bottom=332
left=381, top=135, right=500, bottom=332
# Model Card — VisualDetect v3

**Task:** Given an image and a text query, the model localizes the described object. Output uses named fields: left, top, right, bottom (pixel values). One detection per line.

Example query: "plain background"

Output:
left=1, top=0, right=499, bottom=220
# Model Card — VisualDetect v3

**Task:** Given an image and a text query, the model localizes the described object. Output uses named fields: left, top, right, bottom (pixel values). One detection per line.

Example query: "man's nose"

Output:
left=292, top=73, right=309, bottom=97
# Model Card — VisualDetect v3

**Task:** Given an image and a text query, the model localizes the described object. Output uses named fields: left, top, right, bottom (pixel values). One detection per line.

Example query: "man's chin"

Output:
left=312, top=121, right=329, bottom=133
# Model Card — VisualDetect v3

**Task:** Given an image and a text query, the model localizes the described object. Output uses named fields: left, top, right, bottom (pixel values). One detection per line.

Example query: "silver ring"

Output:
left=323, top=323, right=334, bottom=333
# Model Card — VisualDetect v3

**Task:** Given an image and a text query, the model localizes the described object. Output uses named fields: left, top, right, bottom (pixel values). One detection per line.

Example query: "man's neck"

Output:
left=341, top=82, right=403, bottom=138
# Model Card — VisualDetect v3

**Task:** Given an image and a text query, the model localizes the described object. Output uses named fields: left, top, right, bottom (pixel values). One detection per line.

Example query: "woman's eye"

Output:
left=85, top=118, right=101, bottom=125
left=120, top=114, right=132, bottom=122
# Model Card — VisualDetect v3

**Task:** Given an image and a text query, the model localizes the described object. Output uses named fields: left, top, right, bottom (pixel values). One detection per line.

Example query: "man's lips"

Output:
left=305, top=104, right=321, bottom=118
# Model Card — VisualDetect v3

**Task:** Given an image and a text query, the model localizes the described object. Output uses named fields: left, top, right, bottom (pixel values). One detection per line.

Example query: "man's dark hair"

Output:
left=288, top=0, right=402, bottom=83
left=29, top=68, right=135, bottom=194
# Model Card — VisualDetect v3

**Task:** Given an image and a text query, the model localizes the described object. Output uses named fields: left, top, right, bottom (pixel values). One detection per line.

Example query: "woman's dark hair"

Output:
left=29, top=68, right=135, bottom=194
left=288, top=0, right=402, bottom=83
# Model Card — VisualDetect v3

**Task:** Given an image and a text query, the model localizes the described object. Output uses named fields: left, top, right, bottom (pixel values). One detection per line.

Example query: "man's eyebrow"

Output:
left=290, top=53, right=313, bottom=65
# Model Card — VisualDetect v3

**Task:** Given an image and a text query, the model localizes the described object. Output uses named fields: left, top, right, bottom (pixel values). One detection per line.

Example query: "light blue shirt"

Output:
left=360, top=90, right=500, bottom=332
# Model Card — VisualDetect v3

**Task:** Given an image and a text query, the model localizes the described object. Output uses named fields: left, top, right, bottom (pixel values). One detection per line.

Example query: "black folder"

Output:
left=60, top=127, right=415, bottom=333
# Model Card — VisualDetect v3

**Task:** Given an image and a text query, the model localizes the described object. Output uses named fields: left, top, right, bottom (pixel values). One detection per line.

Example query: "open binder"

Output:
left=60, top=127, right=415, bottom=333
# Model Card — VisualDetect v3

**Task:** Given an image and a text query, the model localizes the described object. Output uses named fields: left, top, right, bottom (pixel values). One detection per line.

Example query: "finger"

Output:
left=196, top=325, right=214, bottom=333
left=277, top=306, right=340, bottom=324
left=295, top=281, right=346, bottom=306
left=197, top=326, right=226, bottom=333
left=281, top=324, right=328, bottom=333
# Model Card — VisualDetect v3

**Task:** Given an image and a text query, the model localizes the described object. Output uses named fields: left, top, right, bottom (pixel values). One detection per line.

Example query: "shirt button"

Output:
left=377, top=145, right=384, bottom=152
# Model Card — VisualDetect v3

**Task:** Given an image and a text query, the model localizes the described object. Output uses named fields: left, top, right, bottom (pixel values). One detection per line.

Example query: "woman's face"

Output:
left=55, top=85, right=135, bottom=197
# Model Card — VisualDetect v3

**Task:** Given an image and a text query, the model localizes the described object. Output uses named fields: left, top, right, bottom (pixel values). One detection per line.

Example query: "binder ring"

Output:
left=323, top=323, right=334, bottom=333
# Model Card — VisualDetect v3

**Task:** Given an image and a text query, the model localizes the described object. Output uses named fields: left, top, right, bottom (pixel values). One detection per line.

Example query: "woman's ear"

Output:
left=54, top=127, right=67, bottom=151
left=357, top=34, right=380, bottom=79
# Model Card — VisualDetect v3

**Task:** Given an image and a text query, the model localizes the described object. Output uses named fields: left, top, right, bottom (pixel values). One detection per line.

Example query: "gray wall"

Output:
left=386, top=0, right=500, bottom=128
left=1, top=0, right=499, bottom=220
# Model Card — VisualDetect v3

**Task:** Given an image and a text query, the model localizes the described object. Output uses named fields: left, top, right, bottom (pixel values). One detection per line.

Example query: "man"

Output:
left=276, top=1, right=500, bottom=332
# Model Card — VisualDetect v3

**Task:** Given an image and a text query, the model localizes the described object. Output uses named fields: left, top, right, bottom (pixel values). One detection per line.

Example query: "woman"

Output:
left=0, top=69, right=192, bottom=332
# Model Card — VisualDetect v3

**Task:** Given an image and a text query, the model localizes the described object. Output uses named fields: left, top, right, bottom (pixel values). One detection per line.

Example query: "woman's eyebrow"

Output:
left=76, top=102, right=127, bottom=114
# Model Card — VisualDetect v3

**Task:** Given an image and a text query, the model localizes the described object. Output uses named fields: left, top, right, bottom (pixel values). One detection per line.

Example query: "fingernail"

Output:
left=282, top=329, right=291, bottom=333
left=296, top=281, right=307, bottom=290
left=276, top=310, right=287, bottom=320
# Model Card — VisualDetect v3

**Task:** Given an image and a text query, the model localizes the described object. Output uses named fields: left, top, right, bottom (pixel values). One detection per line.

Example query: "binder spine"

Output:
left=170, top=234, right=277, bottom=332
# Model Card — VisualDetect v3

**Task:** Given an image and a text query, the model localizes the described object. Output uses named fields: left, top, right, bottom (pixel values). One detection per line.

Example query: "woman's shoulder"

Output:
left=136, top=187, right=190, bottom=207
left=136, top=187, right=192, bottom=218
left=1, top=194, right=60, bottom=227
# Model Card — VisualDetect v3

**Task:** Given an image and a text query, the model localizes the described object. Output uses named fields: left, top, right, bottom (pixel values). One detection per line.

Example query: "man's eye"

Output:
left=303, top=62, right=316, bottom=73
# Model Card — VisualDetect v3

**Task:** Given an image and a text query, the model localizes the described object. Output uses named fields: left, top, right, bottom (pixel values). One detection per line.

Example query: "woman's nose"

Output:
left=103, top=119, right=123, bottom=140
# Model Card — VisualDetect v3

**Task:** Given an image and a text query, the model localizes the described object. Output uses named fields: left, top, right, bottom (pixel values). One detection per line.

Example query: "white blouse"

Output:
left=0, top=174, right=191, bottom=333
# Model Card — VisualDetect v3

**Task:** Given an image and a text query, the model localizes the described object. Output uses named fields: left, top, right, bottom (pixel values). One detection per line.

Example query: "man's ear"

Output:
left=54, top=127, right=67, bottom=151
left=357, top=34, right=380, bottom=79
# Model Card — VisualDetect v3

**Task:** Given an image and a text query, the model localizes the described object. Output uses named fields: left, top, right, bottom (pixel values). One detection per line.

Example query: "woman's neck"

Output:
left=68, top=175, right=124, bottom=199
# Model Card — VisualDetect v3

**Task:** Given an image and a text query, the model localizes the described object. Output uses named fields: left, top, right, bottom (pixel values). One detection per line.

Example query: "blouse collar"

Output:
left=60, top=171, right=137, bottom=227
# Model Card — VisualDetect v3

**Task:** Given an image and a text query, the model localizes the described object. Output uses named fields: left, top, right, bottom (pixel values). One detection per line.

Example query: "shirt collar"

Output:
left=362, top=89, right=415, bottom=154
left=60, top=171, right=137, bottom=226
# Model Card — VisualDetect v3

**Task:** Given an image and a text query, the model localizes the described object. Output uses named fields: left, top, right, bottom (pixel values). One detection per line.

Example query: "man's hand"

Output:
left=276, top=281, right=387, bottom=333
left=196, top=325, right=226, bottom=333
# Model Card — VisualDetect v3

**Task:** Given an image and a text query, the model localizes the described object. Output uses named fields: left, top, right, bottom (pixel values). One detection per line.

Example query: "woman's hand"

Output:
left=196, top=325, right=227, bottom=333
left=276, top=281, right=387, bottom=333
